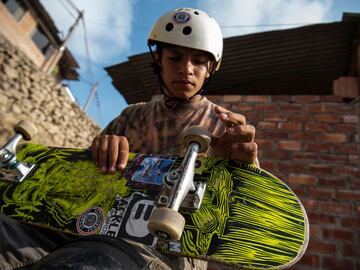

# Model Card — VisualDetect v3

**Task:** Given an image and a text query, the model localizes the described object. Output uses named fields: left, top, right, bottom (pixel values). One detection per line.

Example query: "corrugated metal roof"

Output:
left=106, top=16, right=359, bottom=104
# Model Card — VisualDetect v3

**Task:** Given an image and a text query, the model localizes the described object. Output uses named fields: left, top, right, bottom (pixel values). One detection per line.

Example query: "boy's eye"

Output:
left=194, top=59, right=206, bottom=65
left=168, top=56, right=180, bottom=61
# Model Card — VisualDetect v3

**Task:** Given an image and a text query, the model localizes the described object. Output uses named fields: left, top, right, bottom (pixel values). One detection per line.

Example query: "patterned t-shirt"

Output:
left=101, top=95, right=227, bottom=269
left=102, top=96, right=226, bottom=156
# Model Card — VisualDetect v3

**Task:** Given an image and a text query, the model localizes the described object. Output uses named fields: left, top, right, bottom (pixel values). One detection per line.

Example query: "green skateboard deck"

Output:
left=0, top=143, right=309, bottom=269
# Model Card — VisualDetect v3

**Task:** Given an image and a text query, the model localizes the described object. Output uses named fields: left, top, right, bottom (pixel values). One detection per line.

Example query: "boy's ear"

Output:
left=154, top=51, right=161, bottom=65
left=205, top=61, right=215, bottom=78
left=151, top=52, right=162, bottom=74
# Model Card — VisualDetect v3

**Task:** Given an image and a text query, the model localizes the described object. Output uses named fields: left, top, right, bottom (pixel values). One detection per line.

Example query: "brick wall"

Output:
left=207, top=95, right=360, bottom=270
left=0, top=2, right=45, bottom=68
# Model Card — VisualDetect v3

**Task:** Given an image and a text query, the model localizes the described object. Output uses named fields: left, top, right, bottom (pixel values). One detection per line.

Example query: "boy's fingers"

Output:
left=117, top=137, right=129, bottom=171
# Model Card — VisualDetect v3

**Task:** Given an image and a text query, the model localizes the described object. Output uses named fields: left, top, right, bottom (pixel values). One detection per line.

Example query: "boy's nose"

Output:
left=179, top=59, right=194, bottom=74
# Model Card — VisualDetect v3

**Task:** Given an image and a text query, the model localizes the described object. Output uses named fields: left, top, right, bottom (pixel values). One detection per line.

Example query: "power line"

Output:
left=81, top=18, right=93, bottom=81
left=59, top=0, right=76, bottom=19
left=85, top=19, right=328, bottom=30
left=64, top=0, right=81, bottom=14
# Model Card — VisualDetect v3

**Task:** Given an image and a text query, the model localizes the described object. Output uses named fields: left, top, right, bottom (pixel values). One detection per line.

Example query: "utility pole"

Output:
left=45, top=10, right=84, bottom=75
left=83, top=81, right=99, bottom=112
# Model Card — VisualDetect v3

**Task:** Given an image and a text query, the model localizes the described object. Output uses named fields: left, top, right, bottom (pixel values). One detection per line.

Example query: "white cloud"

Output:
left=40, top=0, right=134, bottom=66
left=200, top=0, right=333, bottom=37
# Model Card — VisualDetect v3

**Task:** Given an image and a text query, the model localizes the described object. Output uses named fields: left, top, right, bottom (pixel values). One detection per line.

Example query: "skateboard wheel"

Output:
left=14, top=120, right=38, bottom=141
left=147, top=207, right=185, bottom=241
left=183, top=125, right=211, bottom=153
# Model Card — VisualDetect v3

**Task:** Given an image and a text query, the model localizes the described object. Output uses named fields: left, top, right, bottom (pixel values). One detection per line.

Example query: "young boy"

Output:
left=91, top=7, right=258, bottom=270
left=0, top=7, right=258, bottom=270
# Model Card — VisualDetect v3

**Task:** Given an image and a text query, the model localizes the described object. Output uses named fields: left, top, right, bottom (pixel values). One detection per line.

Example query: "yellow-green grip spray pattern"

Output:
left=0, top=144, right=308, bottom=269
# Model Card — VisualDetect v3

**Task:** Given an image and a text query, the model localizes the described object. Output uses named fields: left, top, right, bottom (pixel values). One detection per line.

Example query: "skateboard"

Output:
left=0, top=121, right=309, bottom=269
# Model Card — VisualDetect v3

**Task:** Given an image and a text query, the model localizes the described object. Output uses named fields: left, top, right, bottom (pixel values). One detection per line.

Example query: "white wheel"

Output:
left=14, top=120, right=38, bottom=141
left=183, top=125, right=211, bottom=153
left=147, top=207, right=185, bottom=241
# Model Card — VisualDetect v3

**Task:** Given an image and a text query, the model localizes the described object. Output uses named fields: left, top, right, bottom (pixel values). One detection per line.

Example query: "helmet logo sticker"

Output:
left=173, top=11, right=191, bottom=24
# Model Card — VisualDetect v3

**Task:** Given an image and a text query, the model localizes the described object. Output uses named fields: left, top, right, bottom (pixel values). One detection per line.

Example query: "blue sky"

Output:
left=40, top=0, right=360, bottom=129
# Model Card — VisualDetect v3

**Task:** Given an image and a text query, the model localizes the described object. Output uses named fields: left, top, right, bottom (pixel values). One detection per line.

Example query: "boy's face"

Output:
left=157, top=46, right=213, bottom=99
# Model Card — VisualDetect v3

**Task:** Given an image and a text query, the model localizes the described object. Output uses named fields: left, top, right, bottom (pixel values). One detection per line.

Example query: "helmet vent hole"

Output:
left=194, top=11, right=199, bottom=15
left=183, top=26, right=192, bottom=35
left=166, top=23, right=174, bottom=31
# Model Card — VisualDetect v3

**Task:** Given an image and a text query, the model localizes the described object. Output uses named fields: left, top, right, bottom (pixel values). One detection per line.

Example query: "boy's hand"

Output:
left=91, top=135, right=129, bottom=174
left=211, top=106, right=258, bottom=165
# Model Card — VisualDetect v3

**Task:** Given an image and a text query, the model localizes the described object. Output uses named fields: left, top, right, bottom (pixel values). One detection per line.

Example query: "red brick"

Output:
left=289, top=114, right=313, bottom=122
left=255, top=139, right=272, bottom=149
left=319, top=153, right=348, bottom=163
left=320, top=133, right=347, bottom=143
left=261, top=150, right=291, bottom=160
left=232, top=105, right=253, bottom=112
left=308, top=164, right=333, bottom=174
left=326, top=104, right=355, bottom=113
left=206, top=95, right=222, bottom=103
left=257, top=121, right=276, bottom=129
left=319, top=95, right=344, bottom=102
left=323, top=228, right=353, bottom=241
left=292, top=132, right=318, bottom=141
left=246, top=96, right=269, bottom=103
left=263, top=113, right=288, bottom=122
left=255, top=104, right=276, bottom=111
left=307, top=212, right=336, bottom=224
left=322, top=257, right=355, bottom=270
left=309, top=224, right=320, bottom=238
left=278, top=140, right=302, bottom=151
left=332, top=143, right=359, bottom=154
left=279, top=104, right=303, bottom=112
left=315, top=114, right=341, bottom=123
left=309, top=187, right=334, bottom=199
left=342, top=243, right=360, bottom=257
left=335, top=123, right=358, bottom=133
left=278, top=122, right=303, bottom=131
left=302, top=199, right=319, bottom=210
left=305, top=122, right=330, bottom=132
left=341, top=217, right=360, bottom=228
left=295, top=254, right=320, bottom=268
left=270, top=95, right=290, bottom=102
left=306, top=143, right=332, bottom=152
left=292, top=152, right=318, bottom=161
left=291, top=186, right=306, bottom=196
left=349, top=154, right=360, bottom=165
left=321, top=202, right=352, bottom=214
left=343, top=115, right=358, bottom=123
left=258, top=160, right=276, bottom=171
left=306, top=104, right=329, bottom=113
left=319, top=177, right=347, bottom=188
left=263, top=130, right=289, bottom=140
left=336, top=190, right=360, bottom=201
left=288, top=174, right=317, bottom=185
left=291, top=95, right=320, bottom=103
left=308, top=240, right=337, bottom=254
left=222, top=95, right=243, bottom=102
left=334, top=166, right=360, bottom=177
left=278, top=162, right=306, bottom=173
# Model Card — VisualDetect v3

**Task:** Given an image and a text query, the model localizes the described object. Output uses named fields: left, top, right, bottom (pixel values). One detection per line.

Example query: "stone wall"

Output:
left=0, top=32, right=100, bottom=148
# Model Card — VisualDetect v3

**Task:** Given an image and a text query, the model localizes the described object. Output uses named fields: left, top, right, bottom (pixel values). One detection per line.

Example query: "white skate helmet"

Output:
left=148, top=7, right=223, bottom=71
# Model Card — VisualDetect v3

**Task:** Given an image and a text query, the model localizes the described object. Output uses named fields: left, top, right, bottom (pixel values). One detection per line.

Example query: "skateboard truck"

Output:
left=0, top=120, right=38, bottom=183
left=148, top=126, right=211, bottom=242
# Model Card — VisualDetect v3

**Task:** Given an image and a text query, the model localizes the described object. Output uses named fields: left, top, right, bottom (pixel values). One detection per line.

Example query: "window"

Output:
left=2, top=0, right=27, bottom=21
left=31, top=26, right=55, bottom=58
